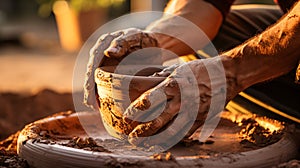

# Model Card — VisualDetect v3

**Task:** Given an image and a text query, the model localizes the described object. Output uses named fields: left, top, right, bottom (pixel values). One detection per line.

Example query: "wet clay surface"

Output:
left=0, top=132, right=28, bottom=168
left=0, top=149, right=28, bottom=168
left=95, top=66, right=166, bottom=137
left=18, top=111, right=285, bottom=158
left=275, top=159, right=300, bottom=168
left=61, top=137, right=111, bottom=153
left=239, top=118, right=283, bottom=148
left=151, top=152, right=174, bottom=161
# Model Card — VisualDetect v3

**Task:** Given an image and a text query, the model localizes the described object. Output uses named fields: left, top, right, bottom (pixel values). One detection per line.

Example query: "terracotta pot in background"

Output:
left=78, top=8, right=107, bottom=42
left=53, top=1, right=107, bottom=52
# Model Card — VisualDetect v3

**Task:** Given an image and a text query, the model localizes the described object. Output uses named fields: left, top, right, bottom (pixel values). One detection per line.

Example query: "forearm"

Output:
left=146, top=0, right=223, bottom=60
left=222, top=2, right=300, bottom=94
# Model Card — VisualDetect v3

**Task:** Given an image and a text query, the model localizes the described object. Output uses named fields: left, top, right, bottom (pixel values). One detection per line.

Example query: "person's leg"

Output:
left=205, top=5, right=300, bottom=121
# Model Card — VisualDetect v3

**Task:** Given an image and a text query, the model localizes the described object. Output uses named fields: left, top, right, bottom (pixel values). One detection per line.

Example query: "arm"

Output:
left=124, top=2, right=300, bottom=146
left=147, top=0, right=223, bottom=60
left=102, top=0, right=225, bottom=62
left=222, top=1, right=300, bottom=97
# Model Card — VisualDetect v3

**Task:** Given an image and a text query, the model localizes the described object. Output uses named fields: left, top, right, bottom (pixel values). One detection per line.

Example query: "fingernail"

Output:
left=104, top=47, right=118, bottom=56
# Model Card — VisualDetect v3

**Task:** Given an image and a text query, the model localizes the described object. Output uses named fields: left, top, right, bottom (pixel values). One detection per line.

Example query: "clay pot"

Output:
left=94, top=65, right=166, bottom=139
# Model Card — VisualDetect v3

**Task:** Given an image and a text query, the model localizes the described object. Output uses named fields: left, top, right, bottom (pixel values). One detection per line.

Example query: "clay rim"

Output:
left=94, top=65, right=168, bottom=80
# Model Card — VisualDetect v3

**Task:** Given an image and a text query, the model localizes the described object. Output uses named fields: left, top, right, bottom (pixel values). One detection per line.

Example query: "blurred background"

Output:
left=0, top=0, right=275, bottom=93
left=0, top=0, right=275, bottom=139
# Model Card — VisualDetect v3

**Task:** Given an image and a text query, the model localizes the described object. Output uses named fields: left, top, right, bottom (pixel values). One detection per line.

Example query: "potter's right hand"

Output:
left=122, top=57, right=241, bottom=147
left=99, top=28, right=161, bottom=66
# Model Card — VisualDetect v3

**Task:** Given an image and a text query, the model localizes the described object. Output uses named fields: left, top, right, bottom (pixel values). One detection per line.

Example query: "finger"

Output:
left=128, top=91, right=210, bottom=147
left=151, top=64, right=180, bottom=77
left=84, top=32, right=122, bottom=108
left=123, top=78, right=179, bottom=124
left=104, top=28, right=157, bottom=58
left=89, top=32, right=122, bottom=67
left=128, top=98, right=199, bottom=147
left=183, top=93, right=211, bottom=138
left=104, top=28, right=141, bottom=57
left=127, top=96, right=181, bottom=146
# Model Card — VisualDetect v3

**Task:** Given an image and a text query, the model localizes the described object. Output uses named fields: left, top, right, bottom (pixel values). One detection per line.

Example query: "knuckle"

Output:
left=166, top=78, right=178, bottom=88
left=133, top=95, right=151, bottom=111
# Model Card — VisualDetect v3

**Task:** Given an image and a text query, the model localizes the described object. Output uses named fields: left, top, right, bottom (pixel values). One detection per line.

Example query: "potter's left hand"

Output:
left=100, top=28, right=162, bottom=66
left=84, top=28, right=161, bottom=109
left=123, top=57, right=240, bottom=146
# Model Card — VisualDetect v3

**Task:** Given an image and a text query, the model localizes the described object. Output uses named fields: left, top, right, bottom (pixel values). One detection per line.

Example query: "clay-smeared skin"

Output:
left=124, top=59, right=228, bottom=146
left=84, top=32, right=122, bottom=109
left=224, top=6, right=300, bottom=89
left=123, top=3, right=300, bottom=146
left=85, top=28, right=160, bottom=137
left=133, top=98, right=152, bottom=111
left=84, top=28, right=159, bottom=109
left=87, top=3, right=300, bottom=146
left=104, top=28, right=158, bottom=58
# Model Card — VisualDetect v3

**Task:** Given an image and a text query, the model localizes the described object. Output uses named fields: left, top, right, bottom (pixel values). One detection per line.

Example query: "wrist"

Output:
left=220, top=55, right=244, bottom=100
left=145, top=0, right=223, bottom=59
left=153, top=32, right=195, bottom=59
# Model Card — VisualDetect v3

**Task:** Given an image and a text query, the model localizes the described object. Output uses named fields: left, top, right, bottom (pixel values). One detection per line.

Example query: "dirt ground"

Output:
left=0, top=89, right=74, bottom=140
left=0, top=89, right=75, bottom=168
left=0, top=30, right=78, bottom=166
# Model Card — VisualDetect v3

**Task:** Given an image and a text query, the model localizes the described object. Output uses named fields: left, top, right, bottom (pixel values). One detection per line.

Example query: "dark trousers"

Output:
left=206, top=5, right=299, bottom=120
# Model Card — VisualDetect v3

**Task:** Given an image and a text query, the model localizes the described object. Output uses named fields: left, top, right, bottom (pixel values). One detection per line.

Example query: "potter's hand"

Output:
left=123, top=57, right=239, bottom=146
left=100, top=28, right=161, bottom=66
left=85, top=28, right=160, bottom=109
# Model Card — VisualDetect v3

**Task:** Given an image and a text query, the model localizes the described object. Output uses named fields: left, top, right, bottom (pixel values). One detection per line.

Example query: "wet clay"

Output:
left=0, top=131, right=20, bottom=155
left=151, top=152, right=174, bottom=161
left=95, top=65, right=166, bottom=138
left=84, top=29, right=159, bottom=109
left=0, top=149, right=28, bottom=168
left=239, top=118, right=283, bottom=148
left=17, top=111, right=113, bottom=153
left=0, top=132, right=28, bottom=168
left=62, top=137, right=111, bottom=152
left=276, top=160, right=300, bottom=168
left=17, top=111, right=299, bottom=168
left=19, top=111, right=285, bottom=155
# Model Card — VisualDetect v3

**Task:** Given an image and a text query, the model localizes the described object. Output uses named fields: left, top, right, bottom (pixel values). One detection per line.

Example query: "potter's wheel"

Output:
left=17, top=111, right=299, bottom=168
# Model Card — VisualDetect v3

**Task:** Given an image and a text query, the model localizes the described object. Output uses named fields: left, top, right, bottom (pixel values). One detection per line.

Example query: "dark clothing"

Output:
left=204, top=0, right=298, bottom=17
left=277, top=0, right=298, bottom=12
left=204, top=0, right=235, bottom=18
left=213, top=5, right=283, bottom=52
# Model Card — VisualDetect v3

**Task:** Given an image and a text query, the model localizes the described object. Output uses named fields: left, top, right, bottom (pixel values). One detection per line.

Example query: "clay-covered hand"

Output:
left=122, top=57, right=240, bottom=146
left=100, top=28, right=161, bottom=66
left=84, top=28, right=161, bottom=109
